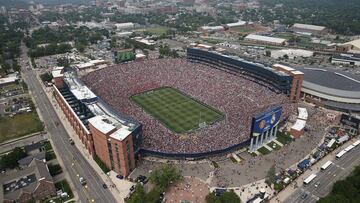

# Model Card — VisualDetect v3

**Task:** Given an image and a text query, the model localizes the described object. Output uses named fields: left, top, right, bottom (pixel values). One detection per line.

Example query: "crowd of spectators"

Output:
left=83, top=59, right=294, bottom=154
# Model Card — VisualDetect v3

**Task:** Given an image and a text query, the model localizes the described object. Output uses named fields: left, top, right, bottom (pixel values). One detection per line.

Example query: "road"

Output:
left=284, top=143, right=360, bottom=203
left=19, top=44, right=117, bottom=203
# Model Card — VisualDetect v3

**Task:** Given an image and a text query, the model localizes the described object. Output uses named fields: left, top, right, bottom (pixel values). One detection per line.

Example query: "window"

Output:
left=115, top=143, right=121, bottom=173
left=107, top=141, right=114, bottom=170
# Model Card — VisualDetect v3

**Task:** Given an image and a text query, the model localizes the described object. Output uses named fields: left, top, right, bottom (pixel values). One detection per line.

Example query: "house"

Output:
left=0, top=159, right=56, bottom=203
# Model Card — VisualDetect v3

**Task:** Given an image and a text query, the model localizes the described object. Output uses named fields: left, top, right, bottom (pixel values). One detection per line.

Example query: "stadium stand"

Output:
left=82, top=58, right=294, bottom=157
left=186, top=48, right=293, bottom=95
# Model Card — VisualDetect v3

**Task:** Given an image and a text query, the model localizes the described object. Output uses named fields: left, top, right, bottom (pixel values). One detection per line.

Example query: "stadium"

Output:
left=79, top=47, right=296, bottom=157
left=297, top=67, right=360, bottom=112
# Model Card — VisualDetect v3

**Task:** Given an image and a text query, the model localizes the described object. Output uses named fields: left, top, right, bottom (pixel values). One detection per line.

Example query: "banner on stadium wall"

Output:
left=340, top=114, right=360, bottom=129
left=251, top=106, right=282, bottom=134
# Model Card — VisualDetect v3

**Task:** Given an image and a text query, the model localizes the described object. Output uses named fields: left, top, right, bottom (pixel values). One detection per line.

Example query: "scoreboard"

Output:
left=251, top=106, right=282, bottom=134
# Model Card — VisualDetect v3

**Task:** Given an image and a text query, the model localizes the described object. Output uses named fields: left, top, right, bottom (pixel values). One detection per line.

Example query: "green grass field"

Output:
left=0, top=112, right=44, bottom=143
left=144, top=27, right=170, bottom=35
left=231, top=27, right=256, bottom=34
left=131, top=87, right=223, bottom=134
left=116, top=51, right=135, bottom=63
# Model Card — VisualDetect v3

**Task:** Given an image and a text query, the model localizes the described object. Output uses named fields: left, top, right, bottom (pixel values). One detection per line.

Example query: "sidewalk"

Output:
left=271, top=139, right=357, bottom=203
left=43, top=85, right=126, bottom=203
left=20, top=61, right=80, bottom=202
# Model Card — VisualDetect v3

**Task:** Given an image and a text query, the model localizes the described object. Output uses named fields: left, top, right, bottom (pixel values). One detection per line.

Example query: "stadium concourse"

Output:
left=82, top=58, right=295, bottom=156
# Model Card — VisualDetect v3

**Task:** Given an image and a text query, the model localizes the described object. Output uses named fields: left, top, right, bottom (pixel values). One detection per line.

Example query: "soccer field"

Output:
left=130, top=87, right=224, bottom=134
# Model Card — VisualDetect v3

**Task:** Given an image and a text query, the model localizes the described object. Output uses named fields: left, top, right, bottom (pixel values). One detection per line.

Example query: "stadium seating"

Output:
left=83, top=59, right=294, bottom=155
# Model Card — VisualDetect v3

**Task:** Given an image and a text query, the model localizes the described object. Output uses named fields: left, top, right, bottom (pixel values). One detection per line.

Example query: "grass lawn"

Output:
left=43, top=140, right=53, bottom=151
left=0, top=112, right=43, bottom=143
left=231, top=27, right=256, bottom=34
left=144, top=27, right=170, bottom=35
left=45, top=151, right=57, bottom=161
left=277, top=131, right=293, bottom=145
left=0, top=84, right=20, bottom=93
left=258, top=146, right=271, bottom=155
left=273, top=33, right=295, bottom=40
left=131, top=87, right=223, bottom=134
left=268, top=141, right=281, bottom=150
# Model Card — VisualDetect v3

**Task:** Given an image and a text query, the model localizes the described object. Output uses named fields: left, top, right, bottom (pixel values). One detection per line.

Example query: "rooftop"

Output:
left=332, top=53, right=360, bottom=62
left=296, top=67, right=360, bottom=92
left=298, top=107, right=308, bottom=120
left=245, top=34, right=286, bottom=44
left=201, top=26, right=224, bottom=31
left=70, top=86, right=97, bottom=101
left=110, top=127, right=132, bottom=141
left=291, top=119, right=306, bottom=131
left=344, top=38, right=360, bottom=49
left=0, top=75, right=18, bottom=85
left=115, top=22, right=134, bottom=27
left=88, top=115, right=116, bottom=135
left=76, top=62, right=94, bottom=69
left=52, top=70, right=63, bottom=78
left=0, top=159, right=53, bottom=202
left=226, top=20, right=247, bottom=27
left=292, top=23, right=326, bottom=31
left=273, top=64, right=295, bottom=71
left=61, top=70, right=140, bottom=136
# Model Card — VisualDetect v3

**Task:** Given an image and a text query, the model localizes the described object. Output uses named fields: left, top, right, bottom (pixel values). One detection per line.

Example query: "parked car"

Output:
left=79, top=177, right=87, bottom=185
left=136, top=175, right=148, bottom=184
left=301, top=193, right=308, bottom=199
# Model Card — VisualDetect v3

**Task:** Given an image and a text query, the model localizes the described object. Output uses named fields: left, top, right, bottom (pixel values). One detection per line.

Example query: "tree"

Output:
left=159, top=44, right=179, bottom=58
left=265, top=50, right=271, bottom=57
left=0, top=147, right=27, bottom=170
left=127, top=184, right=146, bottom=203
left=40, top=72, right=53, bottom=83
left=12, top=61, right=21, bottom=72
left=317, top=165, right=360, bottom=202
left=265, top=164, right=276, bottom=186
left=145, top=186, right=162, bottom=203
left=76, top=43, right=86, bottom=53
left=149, top=165, right=183, bottom=191
left=57, top=57, right=71, bottom=68
left=206, top=190, right=241, bottom=203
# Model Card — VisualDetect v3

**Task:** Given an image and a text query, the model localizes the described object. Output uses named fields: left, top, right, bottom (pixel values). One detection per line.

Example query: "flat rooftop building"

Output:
left=244, top=34, right=287, bottom=45
left=52, top=69, right=142, bottom=177
left=0, top=75, right=19, bottom=87
left=331, top=53, right=360, bottom=66
left=296, top=66, right=360, bottom=112
left=291, top=23, right=327, bottom=35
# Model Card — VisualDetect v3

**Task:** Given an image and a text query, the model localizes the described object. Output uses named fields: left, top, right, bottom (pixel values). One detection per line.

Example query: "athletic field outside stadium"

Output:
left=130, top=87, right=224, bottom=134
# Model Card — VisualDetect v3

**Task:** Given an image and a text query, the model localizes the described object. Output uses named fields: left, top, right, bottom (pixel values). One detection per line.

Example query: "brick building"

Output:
left=0, top=159, right=56, bottom=203
left=272, top=64, right=304, bottom=103
left=89, top=116, right=136, bottom=176
left=52, top=70, right=141, bottom=177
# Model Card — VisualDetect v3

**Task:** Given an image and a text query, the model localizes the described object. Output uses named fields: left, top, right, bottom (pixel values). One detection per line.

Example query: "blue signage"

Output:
left=251, top=106, right=282, bottom=134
